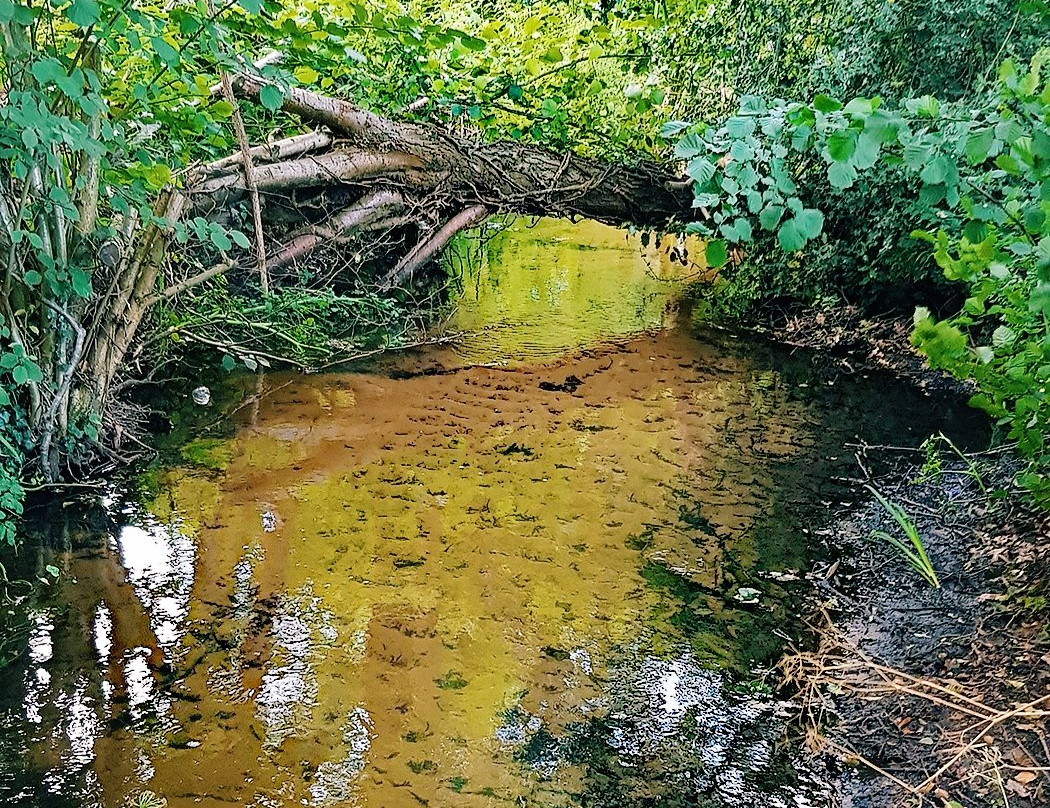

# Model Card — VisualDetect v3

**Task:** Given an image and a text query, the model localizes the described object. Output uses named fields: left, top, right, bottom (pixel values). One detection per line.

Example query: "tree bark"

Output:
left=234, top=81, right=694, bottom=228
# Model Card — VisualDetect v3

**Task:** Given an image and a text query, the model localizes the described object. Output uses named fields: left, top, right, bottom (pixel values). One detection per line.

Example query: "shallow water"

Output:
left=0, top=219, right=983, bottom=807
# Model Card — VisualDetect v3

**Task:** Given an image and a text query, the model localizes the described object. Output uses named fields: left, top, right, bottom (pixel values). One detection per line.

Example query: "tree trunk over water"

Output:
left=176, top=82, right=695, bottom=293
left=72, top=86, right=693, bottom=465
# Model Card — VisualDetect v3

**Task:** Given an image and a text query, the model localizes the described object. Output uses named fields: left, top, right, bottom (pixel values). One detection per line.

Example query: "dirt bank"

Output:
left=753, top=304, right=974, bottom=399
left=787, top=445, right=1050, bottom=808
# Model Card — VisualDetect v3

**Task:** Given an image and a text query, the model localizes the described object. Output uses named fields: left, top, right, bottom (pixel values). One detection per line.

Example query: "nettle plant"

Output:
left=670, top=50, right=1050, bottom=503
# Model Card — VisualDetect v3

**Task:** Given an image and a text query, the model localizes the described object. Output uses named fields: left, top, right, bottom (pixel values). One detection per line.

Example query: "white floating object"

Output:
left=734, top=587, right=761, bottom=604
left=191, top=386, right=211, bottom=406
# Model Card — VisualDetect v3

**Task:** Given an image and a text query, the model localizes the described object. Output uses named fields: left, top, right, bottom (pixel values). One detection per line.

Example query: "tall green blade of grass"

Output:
left=866, top=485, right=941, bottom=589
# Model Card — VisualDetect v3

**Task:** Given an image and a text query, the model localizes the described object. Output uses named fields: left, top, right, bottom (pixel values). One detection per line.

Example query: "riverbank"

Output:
left=736, top=303, right=1050, bottom=806
left=781, top=415, right=1050, bottom=808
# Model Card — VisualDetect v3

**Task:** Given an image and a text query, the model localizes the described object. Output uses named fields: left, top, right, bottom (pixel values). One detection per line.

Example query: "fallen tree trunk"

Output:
left=43, top=83, right=695, bottom=476
left=172, top=82, right=695, bottom=293
left=238, top=81, right=693, bottom=226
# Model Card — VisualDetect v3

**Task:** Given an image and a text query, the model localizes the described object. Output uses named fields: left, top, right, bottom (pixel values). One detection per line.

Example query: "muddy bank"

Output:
left=791, top=446, right=1050, bottom=808
left=733, top=304, right=974, bottom=400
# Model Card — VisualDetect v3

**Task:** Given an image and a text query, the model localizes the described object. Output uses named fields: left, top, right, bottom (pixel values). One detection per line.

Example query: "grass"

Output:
left=866, top=485, right=941, bottom=589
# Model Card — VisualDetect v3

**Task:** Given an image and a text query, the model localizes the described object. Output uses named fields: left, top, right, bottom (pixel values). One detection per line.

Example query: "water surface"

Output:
left=0, top=219, right=983, bottom=808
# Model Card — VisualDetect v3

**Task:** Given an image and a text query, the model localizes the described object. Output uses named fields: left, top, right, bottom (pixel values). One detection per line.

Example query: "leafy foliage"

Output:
left=671, top=47, right=1050, bottom=502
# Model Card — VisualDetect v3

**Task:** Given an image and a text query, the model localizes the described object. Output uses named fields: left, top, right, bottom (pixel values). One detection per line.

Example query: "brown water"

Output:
left=0, top=219, right=983, bottom=808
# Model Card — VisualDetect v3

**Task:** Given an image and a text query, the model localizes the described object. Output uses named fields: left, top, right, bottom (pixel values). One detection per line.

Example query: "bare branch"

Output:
left=269, top=189, right=405, bottom=270
left=381, top=204, right=489, bottom=290
left=150, top=260, right=235, bottom=305
left=203, top=130, right=333, bottom=174
left=218, top=69, right=269, bottom=293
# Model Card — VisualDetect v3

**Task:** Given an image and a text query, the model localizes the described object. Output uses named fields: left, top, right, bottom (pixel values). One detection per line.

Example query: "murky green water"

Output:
left=0, top=219, right=983, bottom=808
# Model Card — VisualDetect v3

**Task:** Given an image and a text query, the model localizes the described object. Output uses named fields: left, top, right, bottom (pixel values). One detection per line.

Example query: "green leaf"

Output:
left=913, top=95, right=940, bottom=118
left=143, top=164, right=173, bottom=188
left=778, top=218, right=805, bottom=251
left=70, top=268, right=91, bottom=298
left=1023, top=206, right=1046, bottom=234
left=854, top=132, right=881, bottom=169
left=459, top=35, right=487, bottom=52
left=209, top=227, right=233, bottom=252
left=293, top=66, right=319, bottom=85
left=919, top=156, right=958, bottom=187
left=31, top=58, right=66, bottom=85
left=705, top=239, right=729, bottom=268
left=726, top=117, right=755, bottom=138
left=230, top=229, right=251, bottom=249
left=66, top=0, right=100, bottom=27
left=813, top=94, right=842, bottom=113
left=221, top=354, right=237, bottom=371
left=796, top=208, right=824, bottom=240
left=23, top=269, right=42, bottom=286
left=963, top=221, right=988, bottom=243
left=1029, top=283, right=1050, bottom=315
left=673, top=133, right=706, bottom=160
left=991, top=325, right=1015, bottom=347
left=827, top=130, right=857, bottom=162
left=211, top=100, right=235, bottom=119
left=911, top=315, right=968, bottom=370
left=903, top=140, right=934, bottom=170
left=237, top=0, right=263, bottom=11
left=659, top=120, right=690, bottom=138
left=759, top=205, right=784, bottom=231
left=259, top=85, right=284, bottom=112
left=152, top=37, right=179, bottom=66
left=732, top=217, right=753, bottom=242
left=729, top=140, right=754, bottom=162
left=686, top=157, right=716, bottom=184
left=843, top=97, right=875, bottom=116
left=995, top=153, right=1021, bottom=175
left=965, top=128, right=996, bottom=165
left=864, top=109, right=903, bottom=144
left=828, top=161, right=858, bottom=190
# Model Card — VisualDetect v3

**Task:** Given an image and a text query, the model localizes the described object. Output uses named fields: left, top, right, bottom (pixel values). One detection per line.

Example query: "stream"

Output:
left=0, top=218, right=985, bottom=808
